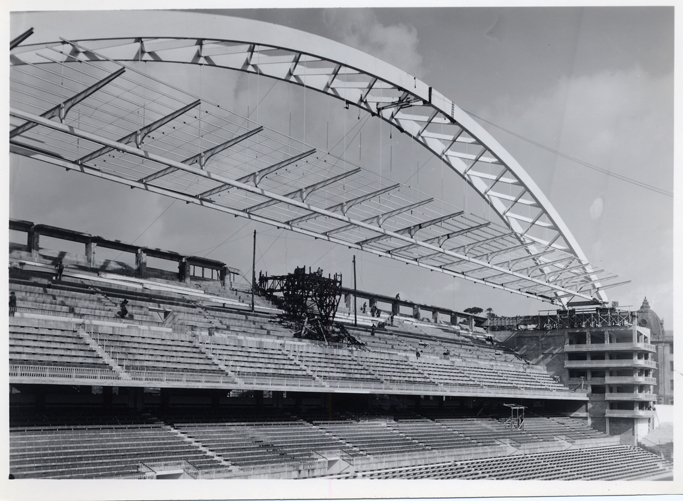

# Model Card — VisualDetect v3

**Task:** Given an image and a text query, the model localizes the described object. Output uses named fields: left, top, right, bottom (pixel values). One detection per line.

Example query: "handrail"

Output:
left=9, top=364, right=119, bottom=380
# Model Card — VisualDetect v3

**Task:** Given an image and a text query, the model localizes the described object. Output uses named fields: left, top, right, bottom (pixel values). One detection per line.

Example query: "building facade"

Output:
left=637, top=298, right=674, bottom=405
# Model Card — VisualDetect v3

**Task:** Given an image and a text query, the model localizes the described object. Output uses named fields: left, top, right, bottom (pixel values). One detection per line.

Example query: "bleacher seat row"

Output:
left=9, top=407, right=673, bottom=480
left=10, top=317, right=571, bottom=396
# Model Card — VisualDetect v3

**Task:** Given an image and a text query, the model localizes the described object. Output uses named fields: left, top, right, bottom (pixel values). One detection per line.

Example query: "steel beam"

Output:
left=10, top=67, right=126, bottom=139
left=138, top=126, right=265, bottom=184
left=480, top=253, right=568, bottom=281
left=10, top=27, right=34, bottom=50
left=245, top=168, right=361, bottom=213
left=10, top=141, right=565, bottom=304
left=198, top=148, right=313, bottom=199
left=327, top=198, right=433, bottom=239
left=546, top=262, right=603, bottom=283
left=456, top=231, right=515, bottom=255
left=240, top=148, right=315, bottom=186
left=480, top=241, right=536, bottom=263
left=557, top=271, right=617, bottom=289
left=578, top=280, right=631, bottom=293
left=365, top=199, right=434, bottom=229
left=18, top=25, right=607, bottom=301
left=76, top=99, right=200, bottom=165
left=466, top=247, right=557, bottom=275
left=286, top=183, right=399, bottom=226
left=10, top=107, right=599, bottom=302
left=390, top=221, right=490, bottom=256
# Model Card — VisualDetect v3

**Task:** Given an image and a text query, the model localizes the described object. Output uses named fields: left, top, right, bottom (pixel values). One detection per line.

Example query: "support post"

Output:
left=103, top=386, right=113, bottom=409
left=86, top=240, right=96, bottom=268
left=27, top=226, right=39, bottom=257
left=353, top=255, right=357, bottom=326
left=251, top=230, right=256, bottom=312
left=219, top=265, right=227, bottom=288
left=450, top=312, right=458, bottom=326
left=135, top=248, right=147, bottom=277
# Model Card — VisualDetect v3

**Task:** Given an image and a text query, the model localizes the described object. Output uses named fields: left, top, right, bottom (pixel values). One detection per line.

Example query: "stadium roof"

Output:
left=9, top=11, right=624, bottom=306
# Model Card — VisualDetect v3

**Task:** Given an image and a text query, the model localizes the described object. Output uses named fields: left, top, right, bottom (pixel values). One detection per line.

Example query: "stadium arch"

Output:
left=10, top=10, right=617, bottom=306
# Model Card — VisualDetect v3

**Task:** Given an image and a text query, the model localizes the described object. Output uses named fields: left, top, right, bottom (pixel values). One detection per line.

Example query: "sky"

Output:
left=8, top=5, right=675, bottom=325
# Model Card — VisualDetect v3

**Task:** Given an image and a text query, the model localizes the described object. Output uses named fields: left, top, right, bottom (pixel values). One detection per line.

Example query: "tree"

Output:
left=464, top=307, right=483, bottom=315
left=485, top=307, right=496, bottom=318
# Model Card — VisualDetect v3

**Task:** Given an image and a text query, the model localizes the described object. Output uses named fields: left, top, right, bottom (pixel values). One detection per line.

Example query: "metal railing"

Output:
left=564, top=359, right=657, bottom=369
left=127, top=371, right=234, bottom=385
left=10, top=364, right=119, bottom=380
left=194, top=458, right=322, bottom=479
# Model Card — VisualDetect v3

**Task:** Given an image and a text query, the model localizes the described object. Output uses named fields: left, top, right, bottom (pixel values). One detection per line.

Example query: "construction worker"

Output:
left=117, top=299, right=129, bottom=318
left=9, top=291, right=17, bottom=317
left=55, top=260, right=64, bottom=281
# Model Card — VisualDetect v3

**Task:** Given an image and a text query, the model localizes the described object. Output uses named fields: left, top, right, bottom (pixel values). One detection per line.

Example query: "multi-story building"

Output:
left=637, top=298, right=674, bottom=405
left=499, top=306, right=658, bottom=446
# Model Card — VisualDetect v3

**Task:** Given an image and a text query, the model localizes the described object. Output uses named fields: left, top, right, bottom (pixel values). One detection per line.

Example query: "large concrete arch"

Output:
left=10, top=10, right=610, bottom=304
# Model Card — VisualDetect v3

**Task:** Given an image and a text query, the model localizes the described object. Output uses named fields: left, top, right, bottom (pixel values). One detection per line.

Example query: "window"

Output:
left=671, top=361, right=674, bottom=372
left=671, top=380, right=674, bottom=391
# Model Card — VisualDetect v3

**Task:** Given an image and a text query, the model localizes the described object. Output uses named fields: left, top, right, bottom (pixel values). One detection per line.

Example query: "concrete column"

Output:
left=344, top=293, right=352, bottom=310
left=432, top=310, right=439, bottom=323
left=450, top=313, right=459, bottom=326
left=127, top=387, right=144, bottom=410
left=255, top=390, right=264, bottom=409
left=35, top=386, right=45, bottom=409
left=160, top=388, right=170, bottom=410
left=211, top=390, right=221, bottom=409
left=412, top=305, right=421, bottom=320
left=135, top=248, right=147, bottom=277
left=27, top=227, right=39, bottom=257
left=103, top=386, right=113, bottom=409
left=468, top=315, right=475, bottom=331
left=273, top=391, right=283, bottom=410
left=184, top=260, right=191, bottom=284
left=86, top=240, right=96, bottom=268
left=219, top=266, right=228, bottom=288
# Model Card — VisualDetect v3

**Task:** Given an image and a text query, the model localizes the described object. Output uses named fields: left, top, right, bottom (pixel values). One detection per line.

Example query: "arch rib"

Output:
left=9, top=11, right=612, bottom=304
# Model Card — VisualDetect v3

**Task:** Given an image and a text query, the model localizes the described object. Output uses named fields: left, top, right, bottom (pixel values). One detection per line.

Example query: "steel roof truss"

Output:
left=516, top=255, right=576, bottom=276
left=16, top=34, right=609, bottom=303
left=389, top=221, right=491, bottom=256
left=286, top=183, right=399, bottom=226
left=557, top=271, right=617, bottom=289
left=197, top=146, right=312, bottom=199
left=77, top=99, right=200, bottom=165
left=468, top=247, right=558, bottom=275
left=138, top=125, right=265, bottom=184
left=461, top=231, right=515, bottom=255
left=245, top=167, right=360, bottom=213
left=10, top=27, right=35, bottom=50
left=10, top=67, right=126, bottom=139
left=10, top=107, right=601, bottom=303
left=479, top=241, right=537, bottom=264
left=546, top=262, right=603, bottom=283
left=328, top=198, right=433, bottom=239
left=352, top=199, right=437, bottom=244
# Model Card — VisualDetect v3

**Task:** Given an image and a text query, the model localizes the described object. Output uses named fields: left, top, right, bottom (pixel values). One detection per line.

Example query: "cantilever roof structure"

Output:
left=9, top=11, right=624, bottom=306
